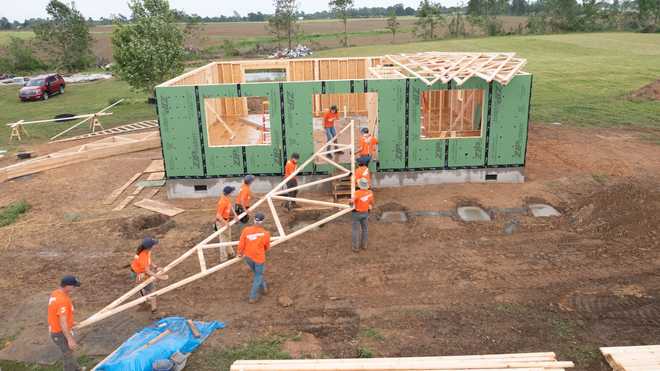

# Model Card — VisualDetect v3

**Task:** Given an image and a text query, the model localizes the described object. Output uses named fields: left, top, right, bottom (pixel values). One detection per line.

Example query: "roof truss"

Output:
left=372, top=52, right=527, bottom=86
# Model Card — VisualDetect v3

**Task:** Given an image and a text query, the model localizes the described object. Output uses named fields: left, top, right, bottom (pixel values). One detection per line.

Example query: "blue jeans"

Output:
left=358, top=155, right=372, bottom=165
left=325, top=127, right=337, bottom=143
left=244, top=256, right=267, bottom=300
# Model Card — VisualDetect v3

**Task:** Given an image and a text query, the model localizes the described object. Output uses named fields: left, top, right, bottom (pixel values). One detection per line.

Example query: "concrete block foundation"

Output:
left=166, top=167, right=525, bottom=199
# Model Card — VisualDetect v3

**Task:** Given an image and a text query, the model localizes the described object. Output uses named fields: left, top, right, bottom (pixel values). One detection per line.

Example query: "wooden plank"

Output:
left=103, top=172, right=143, bottom=205
left=0, top=132, right=161, bottom=183
left=144, top=159, right=164, bottom=173
left=113, top=196, right=136, bottom=211
left=134, top=199, right=184, bottom=217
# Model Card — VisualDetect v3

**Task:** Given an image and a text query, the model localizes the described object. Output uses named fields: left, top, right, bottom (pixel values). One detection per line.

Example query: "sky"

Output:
left=0, top=0, right=439, bottom=22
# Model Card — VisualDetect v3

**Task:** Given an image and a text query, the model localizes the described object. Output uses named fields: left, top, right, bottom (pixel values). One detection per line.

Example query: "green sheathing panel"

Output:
left=408, top=79, right=448, bottom=168
left=488, top=74, right=532, bottom=165
left=282, top=82, right=321, bottom=172
left=156, top=86, right=204, bottom=177
left=241, top=83, right=284, bottom=174
left=447, top=77, right=488, bottom=167
left=367, top=79, right=406, bottom=169
left=197, top=85, right=243, bottom=176
left=317, top=80, right=354, bottom=174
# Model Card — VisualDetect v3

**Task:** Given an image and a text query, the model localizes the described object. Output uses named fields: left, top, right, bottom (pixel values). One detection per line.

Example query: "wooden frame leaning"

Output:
left=76, top=120, right=357, bottom=329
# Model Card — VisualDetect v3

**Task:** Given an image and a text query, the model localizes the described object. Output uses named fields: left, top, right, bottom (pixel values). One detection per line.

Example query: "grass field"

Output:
left=0, top=80, right=155, bottom=148
left=0, top=32, right=657, bottom=152
left=316, top=32, right=660, bottom=128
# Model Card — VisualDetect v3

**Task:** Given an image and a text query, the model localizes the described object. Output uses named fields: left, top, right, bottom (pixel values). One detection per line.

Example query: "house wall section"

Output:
left=156, top=75, right=532, bottom=179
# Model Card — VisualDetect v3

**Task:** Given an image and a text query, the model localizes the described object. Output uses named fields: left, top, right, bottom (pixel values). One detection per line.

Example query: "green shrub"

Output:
left=0, top=200, right=30, bottom=227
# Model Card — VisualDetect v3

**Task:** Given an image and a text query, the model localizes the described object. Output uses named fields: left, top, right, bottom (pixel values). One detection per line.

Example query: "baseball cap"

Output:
left=60, top=275, right=81, bottom=287
left=254, top=212, right=265, bottom=222
left=142, top=237, right=159, bottom=248
left=358, top=178, right=369, bottom=189
left=223, top=185, right=235, bottom=195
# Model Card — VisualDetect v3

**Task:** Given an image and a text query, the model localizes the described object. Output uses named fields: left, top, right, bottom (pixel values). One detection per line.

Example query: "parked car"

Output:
left=19, top=74, right=66, bottom=101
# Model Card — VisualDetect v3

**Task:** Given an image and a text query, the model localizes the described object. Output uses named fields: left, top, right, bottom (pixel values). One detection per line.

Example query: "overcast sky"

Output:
left=1, top=0, right=440, bottom=21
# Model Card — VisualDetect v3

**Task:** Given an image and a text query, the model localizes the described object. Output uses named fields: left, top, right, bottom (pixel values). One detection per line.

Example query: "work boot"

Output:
left=352, top=247, right=360, bottom=253
left=360, top=243, right=367, bottom=250
left=248, top=297, right=258, bottom=304
left=261, top=286, right=269, bottom=295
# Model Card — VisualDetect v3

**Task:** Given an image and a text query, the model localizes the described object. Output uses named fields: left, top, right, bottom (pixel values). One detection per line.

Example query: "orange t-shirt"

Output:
left=48, top=289, right=74, bottom=333
left=216, top=195, right=232, bottom=221
left=355, top=166, right=371, bottom=187
left=237, top=184, right=251, bottom=209
left=323, top=111, right=338, bottom=128
left=131, top=250, right=151, bottom=274
left=358, top=135, right=378, bottom=157
left=353, top=189, right=374, bottom=213
left=238, top=225, right=271, bottom=264
left=285, top=159, right=297, bottom=179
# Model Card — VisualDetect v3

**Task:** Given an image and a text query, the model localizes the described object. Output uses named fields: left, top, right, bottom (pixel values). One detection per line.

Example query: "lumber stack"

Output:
left=0, top=132, right=161, bottom=182
left=231, top=352, right=574, bottom=371
left=600, top=345, right=660, bottom=371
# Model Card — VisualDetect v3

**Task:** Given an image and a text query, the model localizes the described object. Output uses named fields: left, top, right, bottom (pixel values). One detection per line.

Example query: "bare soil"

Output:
left=0, top=124, right=659, bottom=370
left=628, top=79, right=660, bottom=101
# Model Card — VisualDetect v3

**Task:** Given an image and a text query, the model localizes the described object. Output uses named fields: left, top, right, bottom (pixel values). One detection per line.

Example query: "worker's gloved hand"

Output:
left=68, top=338, right=78, bottom=351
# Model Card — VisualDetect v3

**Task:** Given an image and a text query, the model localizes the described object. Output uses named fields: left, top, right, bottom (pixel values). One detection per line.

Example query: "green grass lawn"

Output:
left=317, top=32, right=660, bottom=128
left=0, top=79, right=156, bottom=149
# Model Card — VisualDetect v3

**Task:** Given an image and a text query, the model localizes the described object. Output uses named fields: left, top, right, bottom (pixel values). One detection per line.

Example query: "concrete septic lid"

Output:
left=380, top=211, right=409, bottom=223
left=457, top=206, right=491, bottom=222
left=528, top=204, right=561, bottom=217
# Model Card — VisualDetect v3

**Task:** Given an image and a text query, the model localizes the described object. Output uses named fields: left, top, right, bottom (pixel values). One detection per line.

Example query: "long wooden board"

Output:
left=0, top=132, right=161, bottom=183
left=133, top=199, right=184, bottom=217
left=601, top=345, right=660, bottom=371
left=50, top=120, right=158, bottom=143
left=103, top=172, right=143, bottom=205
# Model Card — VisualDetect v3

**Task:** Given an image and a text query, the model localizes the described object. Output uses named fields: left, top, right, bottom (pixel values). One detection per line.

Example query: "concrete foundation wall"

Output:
left=166, top=168, right=524, bottom=199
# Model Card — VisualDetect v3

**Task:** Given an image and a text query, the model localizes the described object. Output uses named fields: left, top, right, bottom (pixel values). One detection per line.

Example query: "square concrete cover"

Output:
left=380, top=211, right=408, bottom=223
left=529, top=204, right=561, bottom=217
left=457, top=206, right=491, bottom=222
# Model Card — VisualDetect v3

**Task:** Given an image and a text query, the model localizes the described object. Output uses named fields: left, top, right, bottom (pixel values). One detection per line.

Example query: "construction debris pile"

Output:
left=269, top=44, right=313, bottom=59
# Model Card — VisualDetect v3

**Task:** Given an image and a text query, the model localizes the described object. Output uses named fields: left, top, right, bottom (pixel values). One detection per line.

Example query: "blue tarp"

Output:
left=95, top=317, right=224, bottom=371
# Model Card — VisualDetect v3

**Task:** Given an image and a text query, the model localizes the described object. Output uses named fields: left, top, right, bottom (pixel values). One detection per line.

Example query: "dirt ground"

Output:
left=0, top=123, right=659, bottom=370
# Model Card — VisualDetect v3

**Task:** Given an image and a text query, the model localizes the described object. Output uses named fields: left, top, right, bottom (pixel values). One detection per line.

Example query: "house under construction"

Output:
left=155, top=52, right=532, bottom=197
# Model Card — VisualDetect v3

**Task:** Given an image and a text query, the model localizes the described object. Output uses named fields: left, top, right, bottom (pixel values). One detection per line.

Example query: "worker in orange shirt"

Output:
left=48, top=275, right=81, bottom=371
left=236, top=175, right=255, bottom=229
left=216, top=185, right=238, bottom=261
left=357, top=127, right=378, bottom=165
left=354, top=157, right=371, bottom=188
left=284, top=152, right=300, bottom=210
left=130, top=237, right=167, bottom=316
left=323, top=105, right=341, bottom=154
left=237, top=212, right=272, bottom=303
left=351, top=178, right=374, bottom=252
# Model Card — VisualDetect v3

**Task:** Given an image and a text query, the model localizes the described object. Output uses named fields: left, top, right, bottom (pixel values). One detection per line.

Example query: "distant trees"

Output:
left=268, top=0, right=300, bottom=49
left=385, top=10, right=401, bottom=42
left=415, top=0, right=444, bottom=40
left=0, top=37, right=45, bottom=74
left=638, top=0, right=660, bottom=31
left=34, top=0, right=94, bottom=72
left=112, top=0, right=185, bottom=94
left=329, top=0, right=354, bottom=47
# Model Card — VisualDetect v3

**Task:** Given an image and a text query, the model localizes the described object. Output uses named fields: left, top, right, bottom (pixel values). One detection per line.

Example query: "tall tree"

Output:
left=638, top=0, right=660, bottom=30
left=415, top=0, right=443, bottom=40
left=385, top=10, right=401, bottom=42
left=268, top=0, right=300, bottom=49
left=112, top=0, right=185, bottom=94
left=329, top=0, right=354, bottom=47
left=511, top=0, right=529, bottom=15
left=34, top=0, right=93, bottom=72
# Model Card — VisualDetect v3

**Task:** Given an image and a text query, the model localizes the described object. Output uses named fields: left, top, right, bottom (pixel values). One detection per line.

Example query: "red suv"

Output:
left=19, top=74, right=66, bottom=101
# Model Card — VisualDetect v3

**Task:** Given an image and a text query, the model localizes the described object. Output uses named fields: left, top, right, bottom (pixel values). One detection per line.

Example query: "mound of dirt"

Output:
left=118, top=214, right=175, bottom=239
left=628, top=79, right=660, bottom=101
left=569, top=180, right=660, bottom=240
